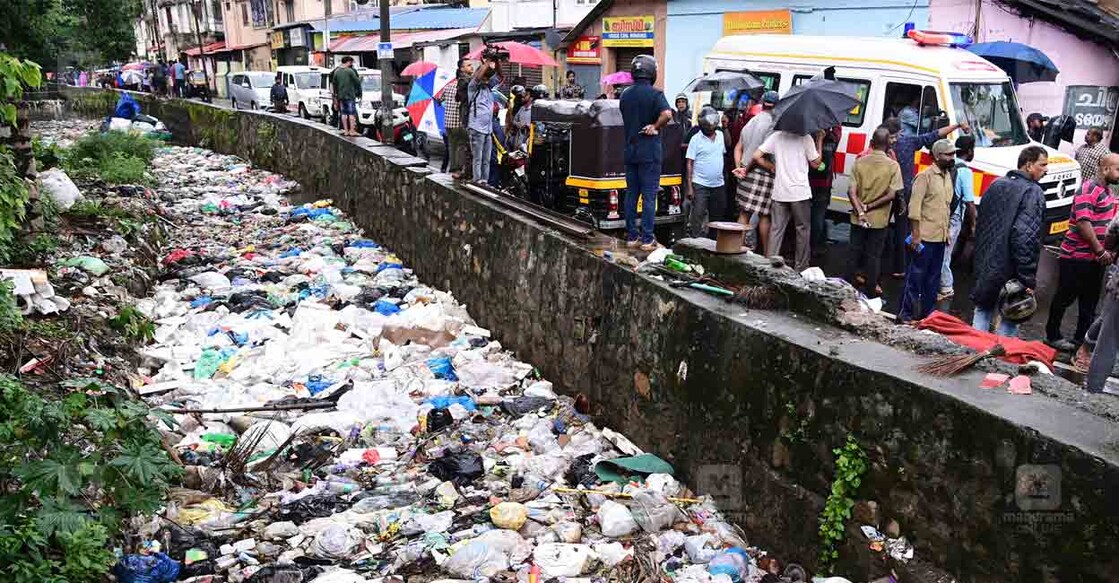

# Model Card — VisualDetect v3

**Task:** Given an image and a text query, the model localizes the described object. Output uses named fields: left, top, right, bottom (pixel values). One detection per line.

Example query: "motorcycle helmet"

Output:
left=530, top=84, right=549, bottom=100
left=630, top=54, right=657, bottom=82
left=697, top=106, right=720, bottom=133
left=509, top=84, right=526, bottom=99
left=999, top=279, right=1037, bottom=323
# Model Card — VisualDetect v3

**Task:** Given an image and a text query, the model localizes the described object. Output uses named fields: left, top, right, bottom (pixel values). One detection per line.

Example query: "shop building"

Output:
left=558, top=0, right=669, bottom=95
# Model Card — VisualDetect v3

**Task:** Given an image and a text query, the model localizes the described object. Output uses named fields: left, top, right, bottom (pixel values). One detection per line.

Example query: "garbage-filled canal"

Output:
left=34, top=120, right=854, bottom=583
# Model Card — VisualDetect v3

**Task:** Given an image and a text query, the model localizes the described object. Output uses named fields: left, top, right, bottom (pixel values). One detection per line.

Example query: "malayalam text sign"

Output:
left=271, top=31, right=285, bottom=50
left=1063, top=85, right=1118, bottom=130
left=567, top=36, right=602, bottom=65
left=602, top=16, right=655, bottom=48
left=723, top=9, right=793, bottom=36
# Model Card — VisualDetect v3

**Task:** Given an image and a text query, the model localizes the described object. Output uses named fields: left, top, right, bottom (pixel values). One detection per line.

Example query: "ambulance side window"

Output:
left=791, top=74, right=870, bottom=128
left=919, top=86, right=941, bottom=133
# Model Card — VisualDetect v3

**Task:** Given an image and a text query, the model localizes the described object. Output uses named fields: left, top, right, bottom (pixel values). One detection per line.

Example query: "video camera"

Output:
left=480, top=44, right=510, bottom=63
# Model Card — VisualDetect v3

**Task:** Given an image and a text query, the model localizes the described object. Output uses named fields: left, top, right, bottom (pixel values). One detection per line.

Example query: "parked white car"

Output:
left=313, top=67, right=406, bottom=127
left=277, top=65, right=325, bottom=118
left=228, top=72, right=276, bottom=111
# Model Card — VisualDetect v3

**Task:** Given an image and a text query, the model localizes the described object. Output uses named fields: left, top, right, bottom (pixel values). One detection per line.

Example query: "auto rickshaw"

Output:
left=523, top=99, right=686, bottom=237
left=185, top=71, right=212, bottom=102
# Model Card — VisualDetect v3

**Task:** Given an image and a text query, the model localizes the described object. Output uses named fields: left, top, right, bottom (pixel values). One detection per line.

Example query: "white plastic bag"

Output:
left=533, top=543, right=597, bottom=577
left=597, top=500, right=638, bottom=537
left=38, top=169, right=83, bottom=210
left=630, top=490, right=682, bottom=533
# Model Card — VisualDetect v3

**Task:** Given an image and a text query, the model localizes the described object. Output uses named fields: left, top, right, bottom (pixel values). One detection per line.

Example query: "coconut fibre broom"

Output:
left=917, top=344, right=1007, bottom=377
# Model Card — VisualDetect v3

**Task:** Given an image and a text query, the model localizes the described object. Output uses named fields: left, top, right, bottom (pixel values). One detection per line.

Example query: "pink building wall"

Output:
left=929, top=0, right=1119, bottom=152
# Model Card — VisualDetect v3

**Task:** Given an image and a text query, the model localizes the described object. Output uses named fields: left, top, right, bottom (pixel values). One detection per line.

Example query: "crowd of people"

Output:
left=437, top=57, right=589, bottom=189
left=614, top=54, right=1119, bottom=394
left=61, top=59, right=204, bottom=99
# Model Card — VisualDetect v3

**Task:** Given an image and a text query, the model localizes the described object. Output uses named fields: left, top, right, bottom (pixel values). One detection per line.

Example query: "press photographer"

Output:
left=466, top=50, right=505, bottom=185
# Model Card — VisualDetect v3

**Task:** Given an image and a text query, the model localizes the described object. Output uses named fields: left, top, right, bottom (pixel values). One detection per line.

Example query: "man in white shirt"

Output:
left=753, top=130, right=824, bottom=270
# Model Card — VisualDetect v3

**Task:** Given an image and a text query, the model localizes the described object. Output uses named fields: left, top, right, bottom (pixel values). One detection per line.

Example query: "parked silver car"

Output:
left=228, top=71, right=276, bottom=111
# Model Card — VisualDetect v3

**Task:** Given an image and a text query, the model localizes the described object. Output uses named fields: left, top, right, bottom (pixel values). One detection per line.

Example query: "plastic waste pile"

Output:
left=102, top=143, right=832, bottom=583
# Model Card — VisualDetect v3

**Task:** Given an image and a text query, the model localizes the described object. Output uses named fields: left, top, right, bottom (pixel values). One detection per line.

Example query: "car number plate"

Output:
left=1049, top=219, right=1069, bottom=235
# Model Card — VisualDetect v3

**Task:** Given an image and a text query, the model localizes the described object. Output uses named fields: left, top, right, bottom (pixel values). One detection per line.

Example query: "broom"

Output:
left=917, top=344, right=1007, bottom=376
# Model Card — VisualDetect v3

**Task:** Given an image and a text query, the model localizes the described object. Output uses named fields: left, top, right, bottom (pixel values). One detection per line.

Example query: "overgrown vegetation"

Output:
left=64, top=131, right=157, bottom=186
left=0, top=280, right=22, bottom=334
left=817, top=434, right=869, bottom=572
left=0, top=375, right=181, bottom=582
left=108, top=305, right=154, bottom=343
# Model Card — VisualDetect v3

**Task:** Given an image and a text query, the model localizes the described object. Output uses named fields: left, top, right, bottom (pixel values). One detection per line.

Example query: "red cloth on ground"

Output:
left=914, top=310, right=1056, bottom=366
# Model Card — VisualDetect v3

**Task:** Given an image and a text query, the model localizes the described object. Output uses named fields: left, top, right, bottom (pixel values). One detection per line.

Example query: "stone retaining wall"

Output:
left=61, top=87, right=1119, bottom=582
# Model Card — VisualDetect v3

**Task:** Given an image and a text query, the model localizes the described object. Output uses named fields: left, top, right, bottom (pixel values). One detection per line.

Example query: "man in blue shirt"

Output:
left=940, top=135, right=977, bottom=300
left=882, top=116, right=970, bottom=277
left=620, top=55, right=672, bottom=250
left=173, top=61, right=186, bottom=98
left=685, top=106, right=725, bottom=238
left=466, top=58, right=502, bottom=184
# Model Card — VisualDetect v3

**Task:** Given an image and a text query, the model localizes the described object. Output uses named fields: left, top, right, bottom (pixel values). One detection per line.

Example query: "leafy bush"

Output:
left=94, top=152, right=150, bottom=185
left=108, top=305, right=155, bottom=343
left=66, top=131, right=158, bottom=167
left=0, top=280, right=22, bottom=334
left=0, top=147, right=29, bottom=257
left=32, top=137, right=65, bottom=170
left=0, top=375, right=181, bottom=581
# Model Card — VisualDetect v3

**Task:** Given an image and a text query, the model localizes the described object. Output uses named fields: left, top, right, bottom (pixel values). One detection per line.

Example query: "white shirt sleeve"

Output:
left=758, top=132, right=776, bottom=154
left=803, top=135, right=819, bottom=161
left=686, top=133, right=699, bottom=160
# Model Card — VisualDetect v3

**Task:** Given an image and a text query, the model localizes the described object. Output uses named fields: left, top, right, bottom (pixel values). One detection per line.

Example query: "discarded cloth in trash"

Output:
left=594, top=453, right=675, bottom=484
left=112, top=551, right=181, bottom=583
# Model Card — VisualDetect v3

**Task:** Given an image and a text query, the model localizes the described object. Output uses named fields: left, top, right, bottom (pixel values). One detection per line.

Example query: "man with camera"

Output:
left=466, top=49, right=504, bottom=184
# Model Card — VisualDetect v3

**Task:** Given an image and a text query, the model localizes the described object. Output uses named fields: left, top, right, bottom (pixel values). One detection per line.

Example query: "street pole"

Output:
left=324, top=0, right=332, bottom=67
left=379, top=0, right=393, bottom=142
left=191, top=0, right=212, bottom=99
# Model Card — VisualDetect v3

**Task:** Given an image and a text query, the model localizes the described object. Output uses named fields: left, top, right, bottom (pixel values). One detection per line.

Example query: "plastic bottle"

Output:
left=707, top=547, right=750, bottom=582
left=664, top=255, right=692, bottom=273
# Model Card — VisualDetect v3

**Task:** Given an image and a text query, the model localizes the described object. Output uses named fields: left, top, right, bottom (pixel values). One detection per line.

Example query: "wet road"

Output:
left=812, top=217, right=1078, bottom=344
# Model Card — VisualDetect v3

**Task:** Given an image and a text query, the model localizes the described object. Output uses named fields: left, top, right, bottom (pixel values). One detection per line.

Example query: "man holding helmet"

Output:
left=620, top=54, right=673, bottom=250
left=685, top=106, right=725, bottom=238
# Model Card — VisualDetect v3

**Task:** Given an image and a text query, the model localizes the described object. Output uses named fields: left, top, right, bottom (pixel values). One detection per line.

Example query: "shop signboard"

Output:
left=1063, top=85, right=1118, bottom=130
left=567, top=36, right=602, bottom=65
left=723, top=9, right=793, bottom=36
left=602, top=16, right=654, bottom=48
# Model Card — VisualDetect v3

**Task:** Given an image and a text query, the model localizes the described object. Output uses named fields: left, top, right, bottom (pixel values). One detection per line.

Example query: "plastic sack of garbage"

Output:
left=112, top=551, right=181, bottom=583
left=489, top=502, right=528, bottom=530
left=309, top=524, right=360, bottom=560
left=630, top=489, right=682, bottom=532
left=39, top=168, right=83, bottom=210
left=444, top=530, right=531, bottom=578
left=707, top=547, right=750, bottom=582
left=533, top=543, right=597, bottom=577
left=597, top=500, right=638, bottom=537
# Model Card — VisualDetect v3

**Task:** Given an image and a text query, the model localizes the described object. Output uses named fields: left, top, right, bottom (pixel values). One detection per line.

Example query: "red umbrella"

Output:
left=401, top=61, right=439, bottom=77
left=464, top=42, right=558, bottom=67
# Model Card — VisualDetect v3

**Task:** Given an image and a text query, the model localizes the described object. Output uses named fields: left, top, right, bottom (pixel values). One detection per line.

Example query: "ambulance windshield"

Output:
left=950, top=82, right=1029, bottom=148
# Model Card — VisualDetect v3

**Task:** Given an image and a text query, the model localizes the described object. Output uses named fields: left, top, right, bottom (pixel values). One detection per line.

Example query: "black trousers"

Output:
left=845, top=225, right=888, bottom=298
left=1046, top=257, right=1105, bottom=343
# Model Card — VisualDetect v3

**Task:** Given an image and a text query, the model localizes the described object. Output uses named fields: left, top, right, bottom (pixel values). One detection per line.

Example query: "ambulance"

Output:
left=700, top=34, right=1081, bottom=239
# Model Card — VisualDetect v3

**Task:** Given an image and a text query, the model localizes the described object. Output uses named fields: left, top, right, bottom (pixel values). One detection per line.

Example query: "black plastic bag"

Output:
left=501, top=396, right=554, bottom=417
left=428, top=451, right=484, bottom=485
left=427, top=408, right=454, bottom=432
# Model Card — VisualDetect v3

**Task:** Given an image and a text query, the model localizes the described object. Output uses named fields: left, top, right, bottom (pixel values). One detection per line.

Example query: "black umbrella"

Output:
left=682, top=71, right=765, bottom=94
left=772, top=79, right=861, bottom=135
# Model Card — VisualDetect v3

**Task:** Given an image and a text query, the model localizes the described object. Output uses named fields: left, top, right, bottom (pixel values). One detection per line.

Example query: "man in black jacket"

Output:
left=970, top=146, right=1048, bottom=336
